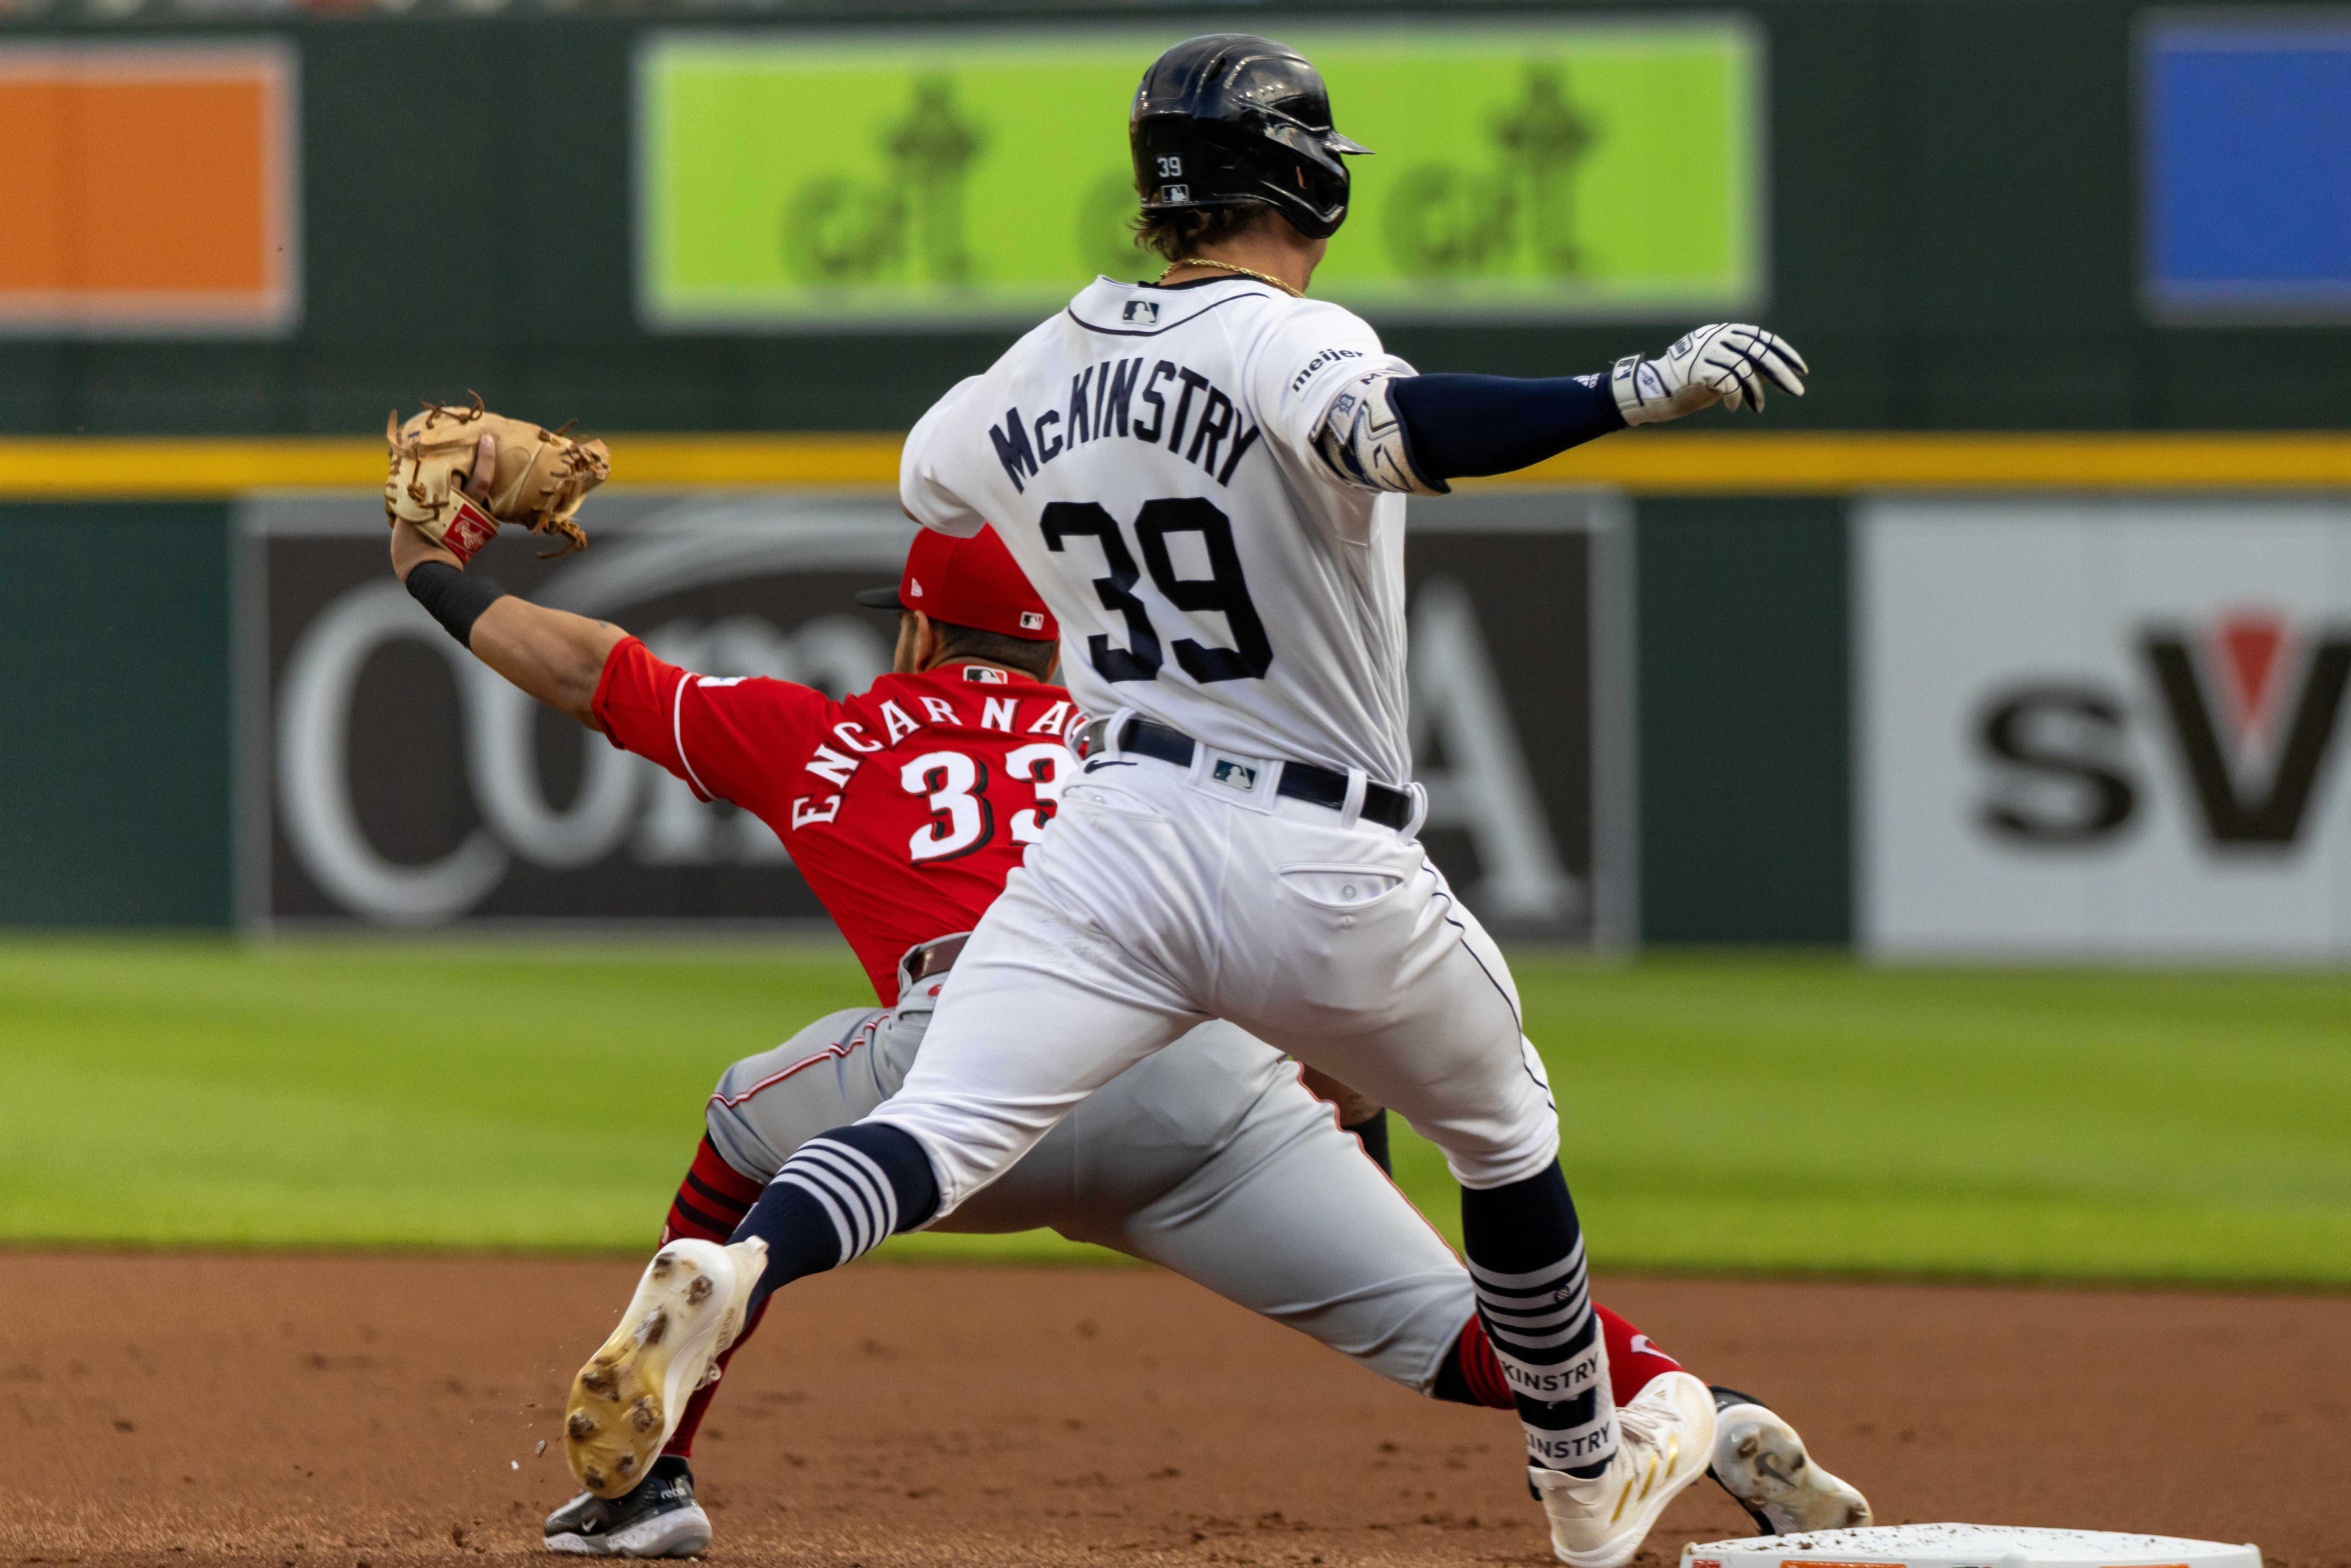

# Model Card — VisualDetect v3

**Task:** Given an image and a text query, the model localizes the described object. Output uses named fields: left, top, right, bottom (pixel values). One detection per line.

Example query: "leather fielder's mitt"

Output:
left=384, top=394, right=610, bottom=563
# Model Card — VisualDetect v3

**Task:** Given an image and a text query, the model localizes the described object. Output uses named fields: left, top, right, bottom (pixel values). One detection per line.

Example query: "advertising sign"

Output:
left=638, top=23, right=1759, bottom=328
left=1859, top=498, right=2351, bottom=956
left=2141, top=15, right=2351, bottom=322
left=240, top=492, right=1626, bottom=941
left=0, top=43, right=298, bottom=334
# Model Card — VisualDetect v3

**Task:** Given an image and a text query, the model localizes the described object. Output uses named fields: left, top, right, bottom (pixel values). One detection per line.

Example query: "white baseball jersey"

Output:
left=900, top=275, right=1418, bottom=784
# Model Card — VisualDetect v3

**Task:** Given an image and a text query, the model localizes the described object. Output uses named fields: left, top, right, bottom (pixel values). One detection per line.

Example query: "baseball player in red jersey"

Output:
left=390, top=488, right=1866, bottom=1558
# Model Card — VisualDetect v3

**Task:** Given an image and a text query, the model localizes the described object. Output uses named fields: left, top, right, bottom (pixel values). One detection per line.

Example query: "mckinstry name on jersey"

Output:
left=901, top=276, right=1421, bottom=785
left=985, top=351, right=1266, bottom=494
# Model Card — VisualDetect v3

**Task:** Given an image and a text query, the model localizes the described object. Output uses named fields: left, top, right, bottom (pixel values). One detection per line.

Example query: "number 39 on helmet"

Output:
left=1128, top=34, right=1373, bottom=241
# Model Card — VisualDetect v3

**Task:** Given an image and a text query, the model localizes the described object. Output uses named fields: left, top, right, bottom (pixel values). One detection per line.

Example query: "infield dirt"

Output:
left=3, top=1256, right=2341, bottom=1567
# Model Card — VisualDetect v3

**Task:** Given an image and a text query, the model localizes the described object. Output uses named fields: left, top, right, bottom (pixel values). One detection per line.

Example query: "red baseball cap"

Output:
left=855, top=525, right=1057, bottom=641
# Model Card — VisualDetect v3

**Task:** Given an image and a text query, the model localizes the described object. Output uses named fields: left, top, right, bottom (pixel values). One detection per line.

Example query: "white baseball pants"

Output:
left=706, top=990, right=1474, bottom=1393
left=869, top=739, right=1561, bottom=1217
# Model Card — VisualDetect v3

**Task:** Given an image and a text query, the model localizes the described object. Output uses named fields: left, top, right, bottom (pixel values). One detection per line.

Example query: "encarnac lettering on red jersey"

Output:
left=1026, top=700, right=1077, bottom=737
left=790, top=793, right=842, bottom=828
left=805, top=744, right=861, bottom=788
left=989, top=357, right=1263, bottom=495
left=794, top=692, right=1089, bottom=832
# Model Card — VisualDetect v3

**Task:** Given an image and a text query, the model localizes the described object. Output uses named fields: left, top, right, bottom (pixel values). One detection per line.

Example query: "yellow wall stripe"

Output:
left=2, top=431, right=2350, bottom=500
left=0, top=434, right=902, bottom=499
left=1475, top=432, right=2351, bottom=492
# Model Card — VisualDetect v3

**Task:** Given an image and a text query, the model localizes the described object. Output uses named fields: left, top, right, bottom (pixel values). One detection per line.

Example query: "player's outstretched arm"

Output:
left=389, top=436, right=626, bottom=730
left=1313, top=325, right=1806, bottom=494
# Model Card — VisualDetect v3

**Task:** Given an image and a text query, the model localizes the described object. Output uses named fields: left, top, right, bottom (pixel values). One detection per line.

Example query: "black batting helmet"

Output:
left=1129, top=34, right=1370, bottom=242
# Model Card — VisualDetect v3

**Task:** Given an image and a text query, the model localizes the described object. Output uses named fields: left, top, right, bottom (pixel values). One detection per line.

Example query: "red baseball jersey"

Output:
left=593, top=637, right=1085, bottom=1004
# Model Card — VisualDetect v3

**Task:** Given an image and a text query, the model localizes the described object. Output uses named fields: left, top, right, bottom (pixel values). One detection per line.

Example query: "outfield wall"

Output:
left=0, top=0, right=2348, bottom=436
left=12, top=436, right=2351, bottom=950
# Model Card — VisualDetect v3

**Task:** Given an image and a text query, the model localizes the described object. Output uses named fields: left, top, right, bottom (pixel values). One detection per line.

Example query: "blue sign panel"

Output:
left=2143, top=16, right=2351, bottom=321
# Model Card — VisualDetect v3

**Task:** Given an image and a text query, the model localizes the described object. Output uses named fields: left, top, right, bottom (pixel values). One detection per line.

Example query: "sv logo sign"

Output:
left=1979, top=614, right=2351, bottom=849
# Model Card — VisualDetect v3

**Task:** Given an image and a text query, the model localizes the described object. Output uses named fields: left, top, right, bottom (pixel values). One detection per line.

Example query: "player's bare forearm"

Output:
left=468, top=598, right=627, bottom=730
left=389, top=519, right=623, bottom=729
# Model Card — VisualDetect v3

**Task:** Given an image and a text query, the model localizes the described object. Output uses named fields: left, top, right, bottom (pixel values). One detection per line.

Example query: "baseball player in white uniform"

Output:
left=562, top=34, right=1808, bottom=1568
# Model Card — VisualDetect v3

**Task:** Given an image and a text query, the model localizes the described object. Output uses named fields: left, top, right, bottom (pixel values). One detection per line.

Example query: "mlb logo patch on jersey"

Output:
left=1121, top=300, right=1159, bottom=326
left=962, top=666, right=1010, bottom=683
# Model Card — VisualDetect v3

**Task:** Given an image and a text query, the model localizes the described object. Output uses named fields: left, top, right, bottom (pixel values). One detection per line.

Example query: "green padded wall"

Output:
left=0, top=506, right=233, bottom=925
left=0, top=0, right=2341, bottom=435
left=1636, top=498, right=1851, bottom=943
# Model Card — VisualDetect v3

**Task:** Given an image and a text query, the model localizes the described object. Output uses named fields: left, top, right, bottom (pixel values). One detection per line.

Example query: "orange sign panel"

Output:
left=0, top=44, right=297, bottom=332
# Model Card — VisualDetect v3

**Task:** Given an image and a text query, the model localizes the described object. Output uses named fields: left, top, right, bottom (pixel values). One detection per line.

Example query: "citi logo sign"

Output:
left=1978, top=610, right=2351, bottom=848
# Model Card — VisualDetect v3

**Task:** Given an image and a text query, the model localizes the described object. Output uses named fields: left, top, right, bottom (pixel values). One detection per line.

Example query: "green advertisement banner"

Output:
left=637, top=23, right=1761, bottom=329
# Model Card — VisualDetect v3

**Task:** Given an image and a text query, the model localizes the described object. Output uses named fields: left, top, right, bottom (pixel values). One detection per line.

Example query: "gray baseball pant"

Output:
left=702, top=982, right=1476, bottom=1395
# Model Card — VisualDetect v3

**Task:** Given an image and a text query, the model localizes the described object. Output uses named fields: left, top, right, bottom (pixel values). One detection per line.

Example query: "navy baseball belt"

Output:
left=1079, top=714, right=1414, bottom=831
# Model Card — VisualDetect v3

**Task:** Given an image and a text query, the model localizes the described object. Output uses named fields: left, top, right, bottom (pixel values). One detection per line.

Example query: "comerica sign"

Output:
left=239, top=492, right=1618, bottom=938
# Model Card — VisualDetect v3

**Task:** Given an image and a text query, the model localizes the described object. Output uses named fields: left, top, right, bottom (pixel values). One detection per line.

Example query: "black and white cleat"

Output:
left=544, top=1455, right=711, bottom=1558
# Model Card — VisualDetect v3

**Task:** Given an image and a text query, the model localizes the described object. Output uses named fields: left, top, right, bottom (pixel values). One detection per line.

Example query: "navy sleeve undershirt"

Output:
left=1388, top=373, right=1626, bottom=484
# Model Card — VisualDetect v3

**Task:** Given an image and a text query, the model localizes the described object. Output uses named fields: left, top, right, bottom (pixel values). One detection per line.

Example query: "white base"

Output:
left=1680, top=1524, right=2260, bottom=1568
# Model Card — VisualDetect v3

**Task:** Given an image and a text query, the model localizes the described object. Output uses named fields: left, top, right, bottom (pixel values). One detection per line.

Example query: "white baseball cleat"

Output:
left=1707, top=1388, right=1872, bottom=1534
left=562, top=1237, right=767, bottom=1500
left=1531, top=1370, right=1718, bottom=1568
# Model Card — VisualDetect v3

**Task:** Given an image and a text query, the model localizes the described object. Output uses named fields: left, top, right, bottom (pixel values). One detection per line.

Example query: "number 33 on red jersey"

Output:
left=591, top=637, right=1086, bottom=1004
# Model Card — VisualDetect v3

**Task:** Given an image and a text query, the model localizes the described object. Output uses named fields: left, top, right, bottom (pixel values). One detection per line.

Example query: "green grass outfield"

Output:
left=1, top=937, right=2344, bottom=1285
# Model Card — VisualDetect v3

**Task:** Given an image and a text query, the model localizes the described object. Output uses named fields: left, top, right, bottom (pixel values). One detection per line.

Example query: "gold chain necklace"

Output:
left=1156, top=258, right=1303, bottom=298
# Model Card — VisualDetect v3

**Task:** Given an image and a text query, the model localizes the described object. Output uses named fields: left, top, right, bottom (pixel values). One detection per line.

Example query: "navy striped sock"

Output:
left=730, top=1123, right=940, bottom=1311
left=1460, top=1164, right=1618, bottom=1476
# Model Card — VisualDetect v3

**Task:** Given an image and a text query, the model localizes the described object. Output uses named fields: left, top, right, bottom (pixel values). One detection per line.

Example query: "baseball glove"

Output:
left=384, top=394, right=610, bottom=563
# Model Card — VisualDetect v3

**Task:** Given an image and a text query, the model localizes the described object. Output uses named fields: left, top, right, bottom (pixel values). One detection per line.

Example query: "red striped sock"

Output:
left=655, top=1136, right=769, bottom=1459
left=663, top=1135, right=765, bottom=1246
left=1450, top=1303, right=1688, bottom=1412
left=1451, top=1313, right=1514, bottom=1408
left=660, top=1296, right=768, bottom=1459
left=1596, top=1304, right=1686, bottom=1406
